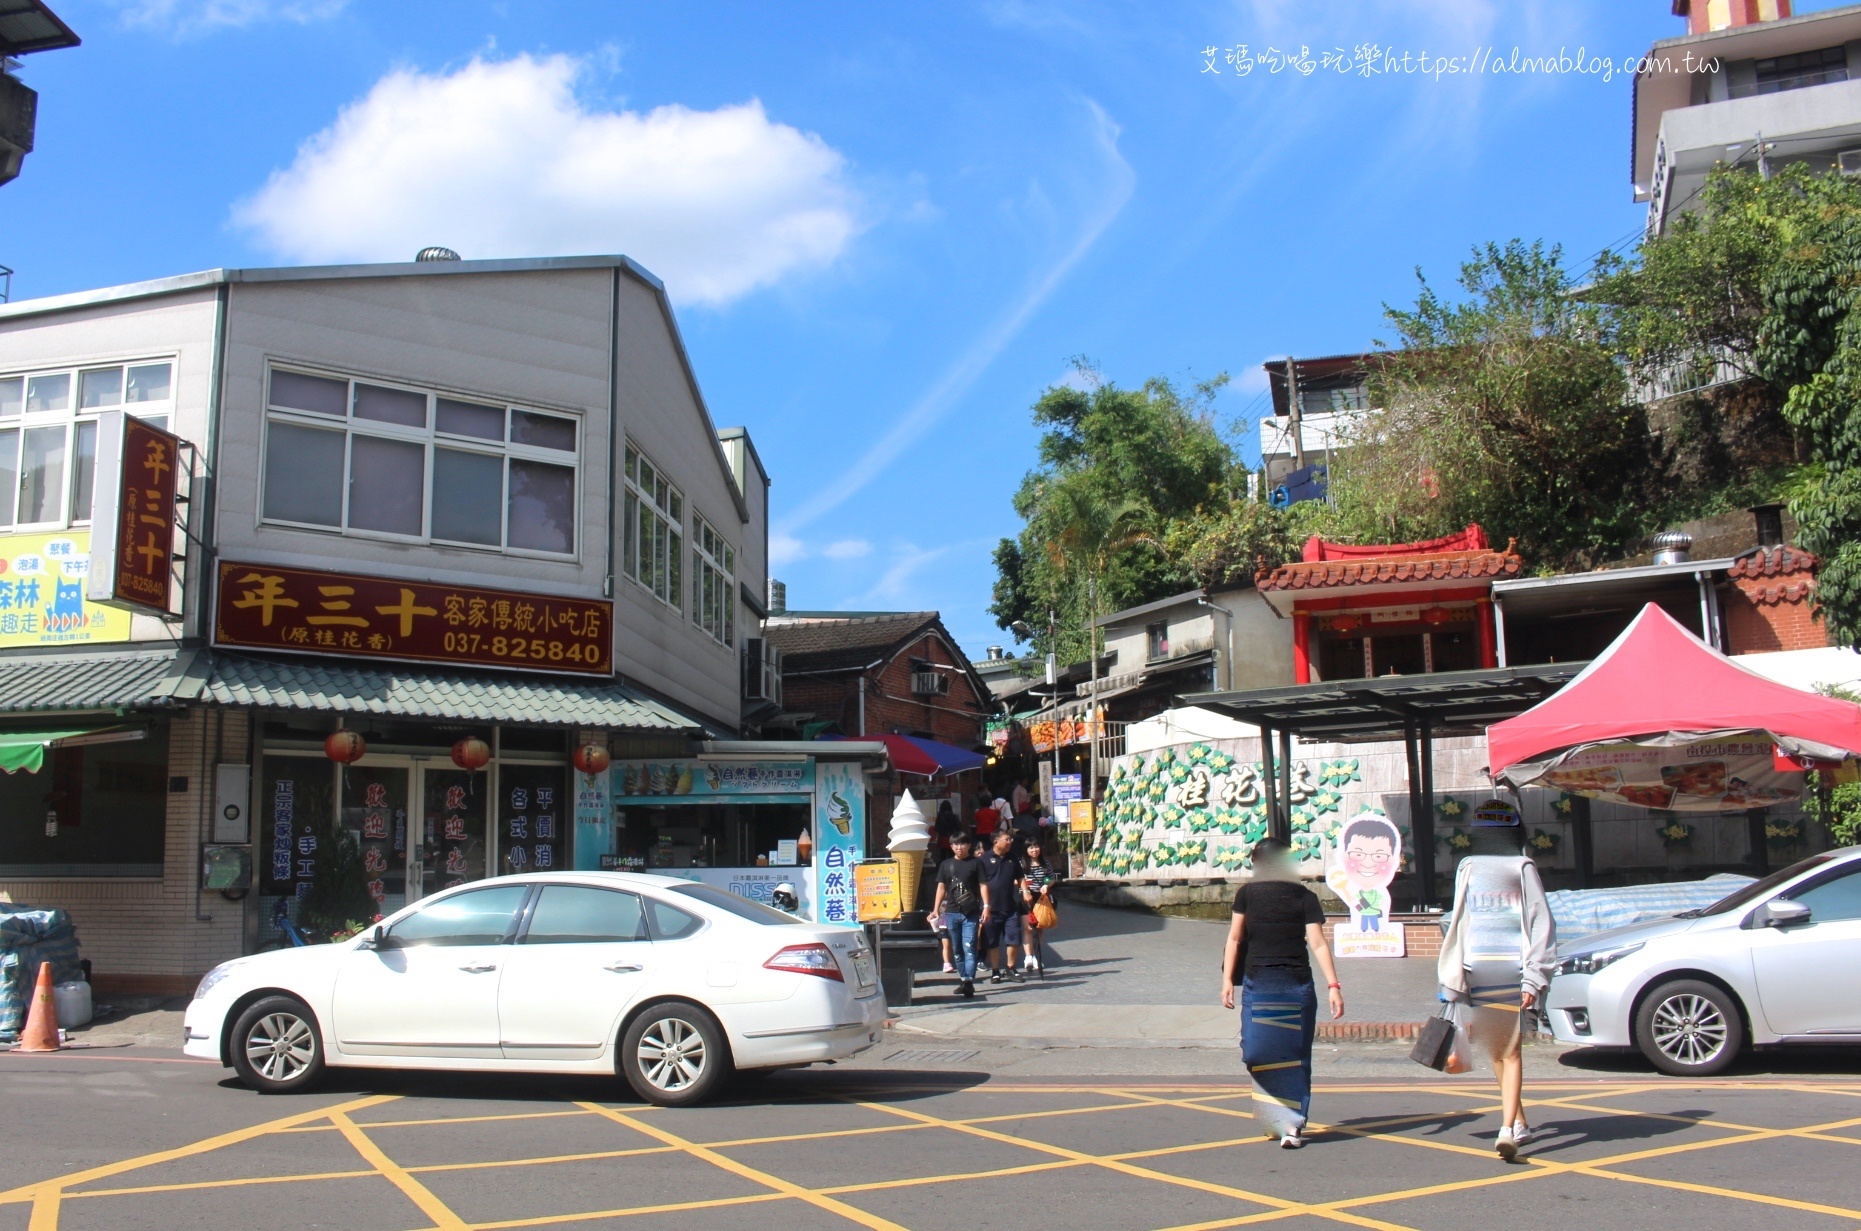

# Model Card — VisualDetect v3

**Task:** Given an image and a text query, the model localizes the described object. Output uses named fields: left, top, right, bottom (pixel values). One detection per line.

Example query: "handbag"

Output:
left=1410, top=1013, right=1456, bottom=1071
left=1031, top=894, right=1058, bottom=930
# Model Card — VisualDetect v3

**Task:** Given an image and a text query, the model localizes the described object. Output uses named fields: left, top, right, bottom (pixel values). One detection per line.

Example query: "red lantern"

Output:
left=451, top=737, right=490, bottom=771
left=324, top=729, right=367, bottom=763
left=572, top=743, right=611, bottom=776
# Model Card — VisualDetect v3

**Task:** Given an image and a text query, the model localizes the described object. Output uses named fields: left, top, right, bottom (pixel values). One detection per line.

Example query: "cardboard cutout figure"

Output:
left=1326, top=810, right=1407, bottom=957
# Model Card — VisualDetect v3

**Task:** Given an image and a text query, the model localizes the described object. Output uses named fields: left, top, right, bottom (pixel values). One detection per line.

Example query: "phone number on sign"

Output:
left=441, top=631, right=603, bottom=664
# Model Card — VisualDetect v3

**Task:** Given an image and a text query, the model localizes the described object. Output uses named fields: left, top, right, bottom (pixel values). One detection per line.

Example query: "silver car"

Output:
left=1546, top=845, right=1861, bottom=1075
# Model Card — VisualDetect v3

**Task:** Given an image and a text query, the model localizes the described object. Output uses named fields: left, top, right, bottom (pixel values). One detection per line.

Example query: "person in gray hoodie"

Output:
left=1436, top=817, right=1556, bottom=1161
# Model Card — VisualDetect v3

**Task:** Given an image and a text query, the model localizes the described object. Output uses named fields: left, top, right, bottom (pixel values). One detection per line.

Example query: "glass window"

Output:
left=0, top=729, right=170, bottom=878
left=263, top=422, right=346, bottom=526
left=18, top=425, right=66, bottom=524
left=1146, top=622, right=1170, bottom=660
left=1755, top=45, right=1847, bottom=95
left=1787, top=867, right=1861, bottom=924
left=70, top=420, right=97, bottom=522
left=0, top=377, right=20, bottom=418
left=431, top=449, right=503, bottom=545
left=0, top=429, right=15, bottom=528
left=347, top=435, right=425, bottom=535
left=669, top=882, right=801, bottom=925
left=79, top=368, right=123, bottom=409
left=622, top=443, right=682, bottom=608
left=508, top=459, right=574, bottom=553
left=263, top=367, right=579, bottom=557
left=691, top=517, right=735, bottom=647
left=353, top=382, right=428, bottom=428
left=270, top=370, right=346, bottom=417
left=1699, top=854, right=1836, bottom=916
left=385, top=884, right=530, bottom=947
left=125, top=363, right=171, bottom=404
left=436, top=398, right=504, bottom=441
left=25, top=373, right=69, bottom=413
left=643, top=896, right=704, bottom=941
left=524, top=885, right=649, bottom=943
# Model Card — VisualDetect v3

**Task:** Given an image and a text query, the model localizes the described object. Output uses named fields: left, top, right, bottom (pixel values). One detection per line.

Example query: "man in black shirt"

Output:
left=980, top=828, right=1024, bottom=983
left=930, top=833, right=986, bottom=997
left=1218, top=838, right=1345, bottom=1149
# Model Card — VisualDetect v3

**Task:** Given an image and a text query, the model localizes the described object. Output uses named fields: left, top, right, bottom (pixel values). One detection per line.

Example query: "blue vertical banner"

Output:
left=812, top=759, right=864, bottom=927
left=573, top=767, right=610, bottom=870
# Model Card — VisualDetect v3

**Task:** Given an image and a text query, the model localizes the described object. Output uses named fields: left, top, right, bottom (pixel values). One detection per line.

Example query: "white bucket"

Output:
left=53, top=979, right=92, bottom=1028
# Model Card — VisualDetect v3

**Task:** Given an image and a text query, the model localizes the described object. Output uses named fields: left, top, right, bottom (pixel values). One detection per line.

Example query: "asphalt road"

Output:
left=5, top=1045, right=1861, bottom=1231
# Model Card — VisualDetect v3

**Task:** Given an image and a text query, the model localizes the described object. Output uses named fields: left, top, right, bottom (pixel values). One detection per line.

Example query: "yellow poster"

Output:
left=0, top=530, right=133, bottom=648
left=853, top=860, right=902, bottom=923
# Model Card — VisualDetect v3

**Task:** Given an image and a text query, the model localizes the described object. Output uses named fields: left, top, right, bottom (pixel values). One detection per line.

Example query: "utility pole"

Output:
left=1285, top=355, right=1305, bottom=469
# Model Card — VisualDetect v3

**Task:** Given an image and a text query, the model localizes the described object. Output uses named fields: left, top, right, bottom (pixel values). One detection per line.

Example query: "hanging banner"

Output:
left=0, top=530, right=131, bottom=649
left=1325, top=810, right=1406, bottom=958
left=214, top=561, right=613, bottom=677
left=1512, top=733, right=1802, bottom=812
left=812, top=759, right=865, bottom=927
left=87, top=411, right=181, bottom=616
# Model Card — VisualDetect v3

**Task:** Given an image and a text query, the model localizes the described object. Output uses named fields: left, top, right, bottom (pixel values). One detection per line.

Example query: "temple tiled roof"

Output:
left=1728, top=545, right=1817, bottom=580
left=1257, top=548, right=1524, bottom=593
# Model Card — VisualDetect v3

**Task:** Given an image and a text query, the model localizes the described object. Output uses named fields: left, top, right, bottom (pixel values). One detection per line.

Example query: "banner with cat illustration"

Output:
left=0, top=531, right=132, bottom=649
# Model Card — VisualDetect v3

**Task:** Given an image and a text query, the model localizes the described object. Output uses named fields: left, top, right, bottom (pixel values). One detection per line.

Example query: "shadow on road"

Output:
left=1556, top=1044, right=1861, bottom=1078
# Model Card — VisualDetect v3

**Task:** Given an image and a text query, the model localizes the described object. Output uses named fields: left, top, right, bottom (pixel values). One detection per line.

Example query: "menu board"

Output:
left=259, top=756, right=336, bottom=896
left=500, top=765, right=567, bottom=874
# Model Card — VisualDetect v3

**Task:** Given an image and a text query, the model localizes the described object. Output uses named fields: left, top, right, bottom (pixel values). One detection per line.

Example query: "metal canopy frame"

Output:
left=1179, top=662, right=1586, bottom=906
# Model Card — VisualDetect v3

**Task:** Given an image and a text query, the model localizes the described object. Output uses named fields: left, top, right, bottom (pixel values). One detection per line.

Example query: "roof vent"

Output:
left=415, top=246, right=461, bottom=262
left=986, top=645, right=1004, bottom=660
left=1651, top=530, right=1693, bottom=565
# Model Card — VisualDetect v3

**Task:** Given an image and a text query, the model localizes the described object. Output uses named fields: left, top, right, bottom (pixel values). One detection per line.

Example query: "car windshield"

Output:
left=1691, top=853, right=1838, bottom=917
left=669, top=882, right=802, bottom=925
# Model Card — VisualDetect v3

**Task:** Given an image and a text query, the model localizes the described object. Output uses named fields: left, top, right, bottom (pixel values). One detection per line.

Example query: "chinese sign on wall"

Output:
left=500, top=765, right=566, bottom=874
left=259, top=756, right=336, bottom=897
left=0, top=531, right=131, bottom=649
left=344, top=765, right=408, bottom=911
left=1087, top=742, right=1364, bottom=879
left=812, top=759, right=865, bottom=927
left=214, top=561, right=614, bottom=676
left=88, top=413, right=180, bottom=615
left=422, top=769, right=485, bottom=893
left=611, top=759, right=810, bottom=801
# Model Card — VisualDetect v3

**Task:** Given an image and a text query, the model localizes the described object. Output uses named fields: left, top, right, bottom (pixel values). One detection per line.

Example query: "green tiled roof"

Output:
left=0, top=648, right=201, bottom=714
left=202, top=653, right=700, bottom=730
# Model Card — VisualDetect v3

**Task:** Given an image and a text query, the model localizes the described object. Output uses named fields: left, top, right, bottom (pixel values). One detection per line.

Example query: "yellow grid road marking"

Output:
left=331, top=1108, right=471, bottom=1230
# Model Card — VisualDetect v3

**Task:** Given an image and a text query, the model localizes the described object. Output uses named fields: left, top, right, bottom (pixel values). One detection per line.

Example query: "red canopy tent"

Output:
left=1489, top=603, right=1861, bottom=811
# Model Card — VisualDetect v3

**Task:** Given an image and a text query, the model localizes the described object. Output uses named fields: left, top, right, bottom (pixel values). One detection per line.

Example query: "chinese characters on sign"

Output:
left=214, top=562, right=614, bottom=676
left=501, top=766, right=565, bottom=875
left=812, top=760, right=865, bottom=927
left=0, top=531, right=130, bottom=648
left=84, top=412, right=183, bottom=617
left=259, top=757, right=336, bottom=898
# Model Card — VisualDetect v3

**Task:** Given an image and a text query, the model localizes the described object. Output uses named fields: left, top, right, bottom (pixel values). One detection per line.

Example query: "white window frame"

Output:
left=0, top=357, right=179, bottom=534
left=691, top=515, right=735, bottom=648
left=258, top=364, right=581, bottom=560
left=622, top=442, right=683, bottom=611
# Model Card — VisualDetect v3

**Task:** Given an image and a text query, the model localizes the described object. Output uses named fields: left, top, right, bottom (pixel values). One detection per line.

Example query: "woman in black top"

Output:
left=1218, top=838, right=1345, bottom=1149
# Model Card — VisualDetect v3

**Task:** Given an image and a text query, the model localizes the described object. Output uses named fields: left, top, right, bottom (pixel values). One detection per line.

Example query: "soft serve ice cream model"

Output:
left=887, top=789, right=932, bottom=914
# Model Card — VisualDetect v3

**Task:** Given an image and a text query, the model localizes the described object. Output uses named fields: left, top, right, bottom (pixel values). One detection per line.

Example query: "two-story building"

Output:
left=0, top=253, right=798, bottom=991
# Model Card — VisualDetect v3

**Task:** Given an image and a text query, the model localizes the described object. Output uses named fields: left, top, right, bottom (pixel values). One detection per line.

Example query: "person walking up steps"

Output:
left=930, top=832, right=986, bottom=998
left=1219, top=838, right=1345, bottom=1149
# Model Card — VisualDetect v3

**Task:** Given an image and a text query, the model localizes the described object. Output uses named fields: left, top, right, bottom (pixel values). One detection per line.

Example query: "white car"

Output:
left=1547, top=845, right=1861, bottom=1075
left=184, top=872, right=885, bottom=1105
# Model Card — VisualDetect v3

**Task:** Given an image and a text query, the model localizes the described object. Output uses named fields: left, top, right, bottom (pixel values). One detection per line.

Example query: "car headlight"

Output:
left=1555, top=942, right=1644, bottom=977
left=193, top=961, right=240, bottom=1000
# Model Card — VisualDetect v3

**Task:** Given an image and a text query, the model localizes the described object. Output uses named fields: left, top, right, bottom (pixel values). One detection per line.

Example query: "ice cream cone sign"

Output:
left=826, top=789, right=854, bottom=837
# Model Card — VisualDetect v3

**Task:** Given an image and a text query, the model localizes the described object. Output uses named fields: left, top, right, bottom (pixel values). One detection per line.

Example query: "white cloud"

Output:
left=233, top=55, right=861, bottom=307
left=769, top=532, right=807, bottom=568
left=822, top=539, right=871, bottom=560
left=114, top=0, right=347, bottom=35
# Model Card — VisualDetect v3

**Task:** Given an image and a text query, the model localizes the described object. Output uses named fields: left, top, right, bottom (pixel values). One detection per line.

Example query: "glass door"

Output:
left=413, top=765, right=488, bottom=900
left=341, top=762, right=411, bottom=918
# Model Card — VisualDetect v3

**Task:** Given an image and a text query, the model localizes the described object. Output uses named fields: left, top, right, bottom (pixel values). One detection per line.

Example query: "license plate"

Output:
left=852, top=951, right=875, bottom=988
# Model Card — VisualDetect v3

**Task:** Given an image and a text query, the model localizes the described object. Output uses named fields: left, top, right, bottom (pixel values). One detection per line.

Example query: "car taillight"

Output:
left=764, top=943, right=844, bottom=981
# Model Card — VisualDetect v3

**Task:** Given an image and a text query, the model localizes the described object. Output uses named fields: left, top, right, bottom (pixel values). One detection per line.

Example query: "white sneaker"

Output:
left=1495, top=1126, right=1517, bottom=1161
left=1512, top=1121, right=1538, bottom=1148
left=1022, top=954, right=1037, bottom=971
left=1279, top=1132, right=1304, bottom=1149
left=941, top=962, right=955, bottom=974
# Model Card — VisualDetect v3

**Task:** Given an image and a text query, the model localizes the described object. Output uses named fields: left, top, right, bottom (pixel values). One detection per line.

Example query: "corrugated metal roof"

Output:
left=202, top=653, right=700, bottom=730
left=0, top=647, right=198, bottom=714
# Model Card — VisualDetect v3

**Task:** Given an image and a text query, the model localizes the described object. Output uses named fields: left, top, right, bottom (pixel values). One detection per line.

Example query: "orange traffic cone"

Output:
left=16, top=962, right=60, bottom=1052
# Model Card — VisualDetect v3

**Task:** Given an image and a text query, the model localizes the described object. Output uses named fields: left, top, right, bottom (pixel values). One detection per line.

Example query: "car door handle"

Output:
left=459, top=962, right=498, bottom=973
left=604, top=962, right=643, bottom=973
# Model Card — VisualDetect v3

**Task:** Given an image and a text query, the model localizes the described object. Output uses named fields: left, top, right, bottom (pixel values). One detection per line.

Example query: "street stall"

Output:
left=594, top=741, right=890, bottom=926
left=1489, top=603, right=1861, bottom=869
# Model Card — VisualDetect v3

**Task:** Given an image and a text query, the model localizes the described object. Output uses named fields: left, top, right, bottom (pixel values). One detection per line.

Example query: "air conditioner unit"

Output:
left=1840, top=149, right=1861, bottom=177
left=742, top=638, right=783, bottom=706
left=910, top=671, right=950, bottom=696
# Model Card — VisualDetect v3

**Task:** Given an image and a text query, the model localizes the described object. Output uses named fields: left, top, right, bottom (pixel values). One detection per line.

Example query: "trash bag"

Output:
left=0, top=907, right=84, bottom=1041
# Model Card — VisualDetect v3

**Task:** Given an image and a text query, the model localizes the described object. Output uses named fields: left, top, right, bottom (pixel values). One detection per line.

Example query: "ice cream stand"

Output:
left=587, top=740, right=891, bottom=925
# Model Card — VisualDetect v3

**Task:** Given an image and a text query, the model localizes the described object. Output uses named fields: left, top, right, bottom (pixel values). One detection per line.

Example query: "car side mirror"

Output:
left=1754, top=899, right=1811, bottom=929
left=366, top=925, right=387, bottom=949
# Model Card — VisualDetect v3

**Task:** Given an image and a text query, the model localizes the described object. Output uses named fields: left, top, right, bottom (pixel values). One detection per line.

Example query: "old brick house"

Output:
left=763, top=610, right=991, bottom=750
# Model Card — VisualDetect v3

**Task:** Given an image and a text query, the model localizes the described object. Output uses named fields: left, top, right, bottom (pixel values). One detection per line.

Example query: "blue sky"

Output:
left=6, top=0, right=1839, bottom=658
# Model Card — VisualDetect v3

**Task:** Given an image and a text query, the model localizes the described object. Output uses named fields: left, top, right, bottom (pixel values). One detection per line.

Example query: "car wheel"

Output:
left=229, top=995, right=326, bottom=1094
left=621, top=1003, right=730, bottom=1106
left=1635, top=979, right=1742, bottom=1076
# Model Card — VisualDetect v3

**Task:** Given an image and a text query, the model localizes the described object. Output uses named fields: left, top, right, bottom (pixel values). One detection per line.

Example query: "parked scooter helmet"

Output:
left=772, top=882, right=799, bottom=913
